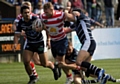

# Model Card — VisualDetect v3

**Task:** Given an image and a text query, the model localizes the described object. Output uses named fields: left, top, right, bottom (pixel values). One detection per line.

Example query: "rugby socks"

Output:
left=80, top=61, right=104, bottom=77
left=30, top=61, right=38, bottom=78
left=108, top=74, right=116, bottom=82
left=66, top=73, right=72, bottom=78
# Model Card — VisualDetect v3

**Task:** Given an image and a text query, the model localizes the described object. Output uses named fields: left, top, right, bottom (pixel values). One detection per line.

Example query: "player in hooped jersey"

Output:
left=40, top=2, right=78, bottom=80
left=13, top=5, right=58, bottom=84
left=40, top=2, right=116, bottom=84
left=12, top=1, right=42, bottom=83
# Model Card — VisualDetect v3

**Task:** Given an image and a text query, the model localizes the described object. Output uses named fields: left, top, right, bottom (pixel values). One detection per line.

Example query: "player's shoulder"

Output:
left=31, top=13, right=39, bottom=17
left=32, top=15, right=39, bottom=20
left=55, top=10, right=63, bottom=14
left=73, top=48, right=79, bottom=54
left=16, top=14, right=22, bottom=20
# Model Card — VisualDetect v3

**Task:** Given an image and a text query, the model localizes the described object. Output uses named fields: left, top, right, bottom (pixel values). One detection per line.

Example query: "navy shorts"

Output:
left=81, top=40, right=96, bottom=56
left=51, top=37, right=68, bottom=58
left=72, top=70, right=80, bottom=75
left=23, top=41, right=46, bottom=54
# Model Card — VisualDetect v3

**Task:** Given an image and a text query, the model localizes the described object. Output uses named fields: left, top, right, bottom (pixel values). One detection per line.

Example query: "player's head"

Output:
left=20, top=5, right=31, bottom=21
left=43, top=2, right=54, bottom=17
left=22, top=1, right=32, bottom=12
left=66, top=41, right=74, bottom=56
left=37, top=2, right=43, bottom=9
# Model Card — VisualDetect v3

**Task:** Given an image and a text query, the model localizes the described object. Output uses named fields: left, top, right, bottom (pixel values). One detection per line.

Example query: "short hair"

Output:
left=37, top=2, right=42, bottom=6
left=68, top=40, right=73, bottom=46
left=22, top=1, right=31, bottom=7
left=20, top=5, right=30, bottom=13
left=43, top=2, right=54, bottom=10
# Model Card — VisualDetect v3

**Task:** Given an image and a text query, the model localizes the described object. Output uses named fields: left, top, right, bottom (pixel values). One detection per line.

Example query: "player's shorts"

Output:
left=51, top=37, right=68, bottom=58
left=72, top=70, right=80, bottom=75
left=23, top=40, right=47, bottom=54
left=81, top=40, right=96, bottom=56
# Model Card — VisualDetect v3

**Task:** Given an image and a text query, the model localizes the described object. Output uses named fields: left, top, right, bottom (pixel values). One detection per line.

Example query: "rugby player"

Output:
left=13, top=5, right=58, bottom=84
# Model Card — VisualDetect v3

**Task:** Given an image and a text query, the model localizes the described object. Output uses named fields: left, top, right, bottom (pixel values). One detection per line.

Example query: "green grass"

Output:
left=0, top=59, right=120, bottom=84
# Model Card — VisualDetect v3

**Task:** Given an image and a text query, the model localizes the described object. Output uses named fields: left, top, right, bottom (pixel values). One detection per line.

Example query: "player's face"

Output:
left=44, top=8, right=53, bottom=17
left=22, top=9, right=30, bottom=21
left=66, top=45, right=73, bottom=56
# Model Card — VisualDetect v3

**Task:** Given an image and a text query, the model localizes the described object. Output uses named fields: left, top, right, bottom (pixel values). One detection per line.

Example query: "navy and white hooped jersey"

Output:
left=70, top=12, right=94, bottom=44
left=15, top=15, right=43, bottom=43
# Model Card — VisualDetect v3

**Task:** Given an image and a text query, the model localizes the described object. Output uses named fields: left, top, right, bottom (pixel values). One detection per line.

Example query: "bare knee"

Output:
left=76, top=61, right=82, bottom=66
left=74, top=76, right=82, bottom=84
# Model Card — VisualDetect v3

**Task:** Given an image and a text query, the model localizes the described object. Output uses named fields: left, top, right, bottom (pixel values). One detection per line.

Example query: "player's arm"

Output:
left=90, top=18, right=104, bottom=29
left=12, top=21, right=17, bottom=31
left=13, top=32, right=21, bottom=52
left=45, top=28, right=51, bottom=49
left=64, top=22, right=76, bottom=33
left=59, top=61, right=80, bottom=70
left=94, top=21, right=104, bottom=28
left=12, top=14, right=21, bottom=31
left=63, top=27, right=73, bottom=33
left=64, top=10, right=80, bottom=22
left=13, top=21, right=22, bottom=52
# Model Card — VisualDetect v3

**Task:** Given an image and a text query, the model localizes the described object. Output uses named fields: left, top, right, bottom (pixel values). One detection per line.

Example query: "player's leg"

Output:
left=63, top=67, right=73, bottom=84
left=76, top=39, right=105, bottom=82
left=23, top=50, right=33, bottom=76
left=30, top=61, right=39, bottom=79
left=39, top=52, right=54, bottom=68
left=73, top=71, right=82, bottom=84
left=30, top=52, right=41, bottom=80
left=50, top=37, right=69, bottom=79
left=39, top=51, right=60, bottom=80
left=23, top=50, right=38, bottom=84
left=101, top=73, right=120, bottom=84
left=32, top=52, right=41, bottom=66
left=80, top=53, right=116, bottom=84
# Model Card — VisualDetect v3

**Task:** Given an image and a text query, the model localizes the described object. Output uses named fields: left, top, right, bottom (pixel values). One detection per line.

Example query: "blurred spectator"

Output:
left=16, top=0, right=22, bottom=5
left=91, top=0, right=97, bottom=20
left=70, top=0, right=83, bottom=9
left=38, top=0, right=46, bottom=4
left=61, top=0, right=70, bottom=9
left=96, top=0, right=102, bottom=22
left=66, top=1, right=71, bottom=11
left=6, top=0, right=14, bottom=4
left=54, top=0, right=71, bottom=12
left=86, top=0, right=94, bottom=18
left=34, top=2, right=44, bottom=15
left=116, top=0, right=120, bottom=20
left=81, top=0, right=85, bottom=9
left=104, top=0, right=115, bottom=27
left=52, top=0, right=58, bottom=4
left=54, top=0, right=64, bottom=11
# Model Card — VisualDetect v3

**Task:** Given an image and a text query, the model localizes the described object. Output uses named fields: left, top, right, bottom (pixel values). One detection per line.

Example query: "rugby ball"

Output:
left=32, top=19, right=43, bottom=30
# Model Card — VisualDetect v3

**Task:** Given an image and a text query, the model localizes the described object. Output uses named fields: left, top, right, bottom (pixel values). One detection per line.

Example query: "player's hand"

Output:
left=59, top=62, right=67, bottom=67
left=101, top=25, right=104, bottom=28
left=21, top=30, right=26, bottom=36
left=13, top=44, right=17, bottom=52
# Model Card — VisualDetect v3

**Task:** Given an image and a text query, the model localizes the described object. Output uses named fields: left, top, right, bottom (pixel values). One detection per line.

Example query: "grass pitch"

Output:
left=0, top=59, right=120, bottom=84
